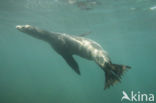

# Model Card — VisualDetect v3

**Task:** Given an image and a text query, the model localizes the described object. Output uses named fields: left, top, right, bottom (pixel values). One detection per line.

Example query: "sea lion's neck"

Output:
left=25, top=28, right=59, bottom=42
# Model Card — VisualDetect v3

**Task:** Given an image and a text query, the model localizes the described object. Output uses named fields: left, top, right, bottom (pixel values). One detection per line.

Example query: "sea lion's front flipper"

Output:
left=62, top=54, right=80, bottom=75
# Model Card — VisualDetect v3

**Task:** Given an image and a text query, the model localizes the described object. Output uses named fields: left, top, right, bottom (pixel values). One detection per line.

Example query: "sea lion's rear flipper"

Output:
left=62, top=55, right=80, bottom=75
left=103, top=63, right=131, bottom=89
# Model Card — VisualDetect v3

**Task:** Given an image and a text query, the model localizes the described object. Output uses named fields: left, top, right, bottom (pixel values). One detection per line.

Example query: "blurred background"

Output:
left=0, top=0, right=156, bottom=103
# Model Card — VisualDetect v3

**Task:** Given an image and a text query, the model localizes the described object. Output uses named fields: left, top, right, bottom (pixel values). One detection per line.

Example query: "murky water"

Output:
left=0, top=0, right=156, bottom=103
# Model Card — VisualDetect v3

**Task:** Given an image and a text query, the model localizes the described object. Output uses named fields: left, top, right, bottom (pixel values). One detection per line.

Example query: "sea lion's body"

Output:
left=54, top=34, right=109, bottom=61
left=16, top=25, right=131, bottom=89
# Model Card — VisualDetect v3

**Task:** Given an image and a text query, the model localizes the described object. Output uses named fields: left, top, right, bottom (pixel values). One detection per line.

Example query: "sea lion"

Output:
left=16, top=25, right=131, bottom=89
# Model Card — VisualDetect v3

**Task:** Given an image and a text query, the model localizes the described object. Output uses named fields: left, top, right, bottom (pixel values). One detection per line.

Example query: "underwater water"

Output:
left=0, top=0, right=156, bottom=103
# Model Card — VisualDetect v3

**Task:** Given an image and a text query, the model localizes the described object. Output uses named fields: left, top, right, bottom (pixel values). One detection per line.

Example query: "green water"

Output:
left=0, top=0, right=156, bottom=103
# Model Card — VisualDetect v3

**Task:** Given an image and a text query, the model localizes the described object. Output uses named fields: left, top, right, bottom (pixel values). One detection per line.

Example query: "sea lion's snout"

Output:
left=16, top=25, right=25, bottom=32
left=16, top=25, right=22, bottom=29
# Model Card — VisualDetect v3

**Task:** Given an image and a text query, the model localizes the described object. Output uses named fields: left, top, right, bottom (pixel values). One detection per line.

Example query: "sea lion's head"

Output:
left=16, top=25, right=35, bottom=34
left=16, top=25, right=48, bottom=40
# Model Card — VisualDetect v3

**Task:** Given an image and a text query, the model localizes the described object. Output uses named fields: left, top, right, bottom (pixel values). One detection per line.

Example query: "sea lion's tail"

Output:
left=104, top=63, right=131, bottom=89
